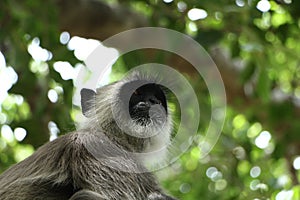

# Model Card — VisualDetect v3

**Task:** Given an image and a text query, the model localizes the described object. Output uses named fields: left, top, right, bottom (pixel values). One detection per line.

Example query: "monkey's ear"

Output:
left=80, top=88, right=96, bottom=118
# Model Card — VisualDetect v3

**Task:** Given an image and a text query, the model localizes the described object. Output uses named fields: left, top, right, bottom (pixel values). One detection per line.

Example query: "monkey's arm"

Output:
left=148, top=192, right=178, bottom=200
left=69, top=190, right=177, bottom=200
left=68, top=132, right=178, bottom=200
left=69, top=190, right=106, bottom=200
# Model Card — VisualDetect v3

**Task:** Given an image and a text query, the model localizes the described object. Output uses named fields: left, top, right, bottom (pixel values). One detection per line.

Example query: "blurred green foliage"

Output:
left=1, top=0, right=300, bottom=199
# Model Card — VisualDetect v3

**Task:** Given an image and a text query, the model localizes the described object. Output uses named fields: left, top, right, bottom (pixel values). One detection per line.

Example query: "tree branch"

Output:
left=56, top=0, right=147, bottom=40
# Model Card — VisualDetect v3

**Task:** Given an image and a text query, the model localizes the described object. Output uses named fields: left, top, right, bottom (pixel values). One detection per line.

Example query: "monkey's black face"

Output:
left=123, top=82, right=167, bottom=126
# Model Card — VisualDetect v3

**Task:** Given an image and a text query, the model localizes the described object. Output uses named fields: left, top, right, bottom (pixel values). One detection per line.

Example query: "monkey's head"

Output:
left=81, top=72, right=172, bottom=157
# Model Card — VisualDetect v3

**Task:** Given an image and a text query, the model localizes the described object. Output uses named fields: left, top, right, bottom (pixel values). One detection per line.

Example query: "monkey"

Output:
left=0, top=71, right=177, bottom=200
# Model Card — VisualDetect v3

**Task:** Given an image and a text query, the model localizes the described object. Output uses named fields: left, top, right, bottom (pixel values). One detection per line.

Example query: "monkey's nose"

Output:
left=136, top=102, right=150, bottom=110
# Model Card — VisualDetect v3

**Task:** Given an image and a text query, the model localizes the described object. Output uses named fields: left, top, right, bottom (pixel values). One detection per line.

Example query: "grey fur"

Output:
left=0, top=73, right=176, bottom=200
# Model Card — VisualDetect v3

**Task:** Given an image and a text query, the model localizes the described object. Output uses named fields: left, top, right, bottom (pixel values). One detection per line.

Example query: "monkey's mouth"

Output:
left=130, top=101, right=166, bottom=126
left=130, top=102, right=151, bottom=125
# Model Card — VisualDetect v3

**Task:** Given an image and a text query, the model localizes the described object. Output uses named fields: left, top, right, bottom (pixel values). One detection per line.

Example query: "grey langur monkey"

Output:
left=0, top=71, right=177, bottom=200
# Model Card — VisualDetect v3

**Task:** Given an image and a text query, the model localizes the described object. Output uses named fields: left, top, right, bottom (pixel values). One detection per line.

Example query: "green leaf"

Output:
left=256, top=66, right=271, bottom=102
left=241, top=61, right=256, bottom=84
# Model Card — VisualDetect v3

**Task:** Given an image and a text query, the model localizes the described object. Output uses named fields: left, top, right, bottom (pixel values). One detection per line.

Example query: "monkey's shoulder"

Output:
left=0, top=130, right=99, bottom=179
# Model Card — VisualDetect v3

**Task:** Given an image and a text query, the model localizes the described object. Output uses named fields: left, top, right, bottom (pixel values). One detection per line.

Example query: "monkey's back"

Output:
left=0, top=130, right=161, bottom=200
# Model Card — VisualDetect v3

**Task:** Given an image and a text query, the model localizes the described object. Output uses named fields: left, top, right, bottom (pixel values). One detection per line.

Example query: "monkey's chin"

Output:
left=132, top=115, right=151, bottom=126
